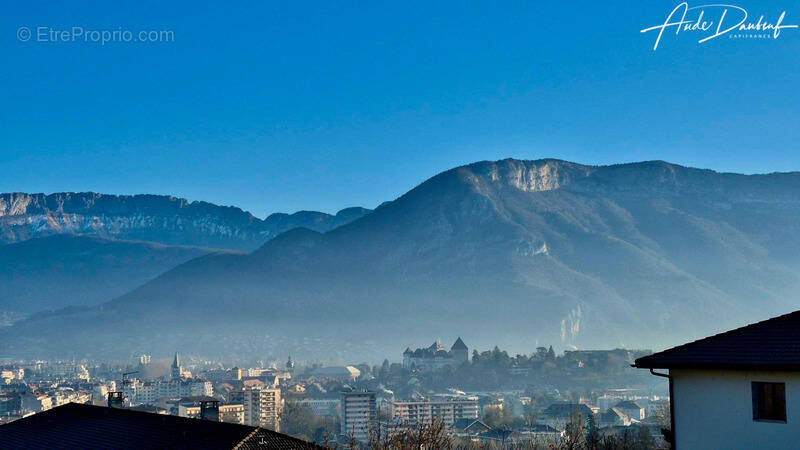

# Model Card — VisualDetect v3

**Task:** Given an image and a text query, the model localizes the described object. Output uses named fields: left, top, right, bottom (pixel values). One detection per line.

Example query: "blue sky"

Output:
left=3, top=1, right=799, bottom=217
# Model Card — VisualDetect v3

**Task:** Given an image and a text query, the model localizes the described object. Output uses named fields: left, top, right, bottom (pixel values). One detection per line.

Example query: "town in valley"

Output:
left=0, top=338, right=668, bottom=448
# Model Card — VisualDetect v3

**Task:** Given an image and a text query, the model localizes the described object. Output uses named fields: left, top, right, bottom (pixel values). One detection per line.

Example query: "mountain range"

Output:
left=0, top=193, right=370, bottom=320
left=3, top=159, right=800, bottom=361
left=0, top=192, right=370, bottom=250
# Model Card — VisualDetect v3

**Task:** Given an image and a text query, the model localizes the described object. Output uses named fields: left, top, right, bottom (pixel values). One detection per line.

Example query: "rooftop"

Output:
left=634, top=310, right=800, bottom=371
left=451, top=337, right=468, bottom=350
left=0, top=403, right=319, bottom=449
left=542, top=403, right=594, bottom=418
left=614, top=400, right=643, bottom=409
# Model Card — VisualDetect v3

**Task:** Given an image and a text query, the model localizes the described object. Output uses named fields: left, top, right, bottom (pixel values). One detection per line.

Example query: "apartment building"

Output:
left=242, top=385, right=281, bottom=431
left=391, top=395, right=479, bottom=427
left=123, top=379, right=212, bottom=406
left=341, top=390, right=377, bottom=442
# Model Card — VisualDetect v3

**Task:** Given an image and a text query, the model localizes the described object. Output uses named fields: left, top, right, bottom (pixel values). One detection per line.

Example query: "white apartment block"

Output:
left=242, top=386, right=281, bottom=431
left=341, top=390, right=377, bottom=442
left=391, top=396, right=479, bottom=427
left=123, top=379, right=212, bottom=405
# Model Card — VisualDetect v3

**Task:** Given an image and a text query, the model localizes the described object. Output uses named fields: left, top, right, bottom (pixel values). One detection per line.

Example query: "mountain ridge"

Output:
left=0, top=192, right=371, bottom=250
left=4, top=158, right=800, bottom=360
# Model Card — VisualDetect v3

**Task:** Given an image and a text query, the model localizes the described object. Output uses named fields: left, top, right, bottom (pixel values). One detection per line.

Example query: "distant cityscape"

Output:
left=0, top=337, right=667, bottom=447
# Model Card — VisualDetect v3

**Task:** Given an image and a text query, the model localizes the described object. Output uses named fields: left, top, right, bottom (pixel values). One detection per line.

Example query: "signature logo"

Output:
left=641, top=2, right=798, bottom=50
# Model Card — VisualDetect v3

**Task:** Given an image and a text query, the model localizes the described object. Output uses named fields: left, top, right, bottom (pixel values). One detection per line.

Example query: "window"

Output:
left=752, top=382, right=786, bottom=422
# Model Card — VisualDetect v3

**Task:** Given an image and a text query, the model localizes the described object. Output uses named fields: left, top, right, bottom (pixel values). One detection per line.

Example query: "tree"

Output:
left=563, top=411, right=587, bottom=450
left=585, top=414, right=600, bottom=450
left=279, top=399, right=320, bottom=441
left=652, top=400, right=672, bottom=448
left=547, top=345, right=556, bottom=360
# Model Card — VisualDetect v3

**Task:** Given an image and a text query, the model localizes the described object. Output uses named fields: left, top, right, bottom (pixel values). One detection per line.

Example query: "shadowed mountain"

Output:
left=4, top=159, right=800, bottom=360
left=0, top=193, right=371, bottom=251
left=0, top=235, right=211, bottom=323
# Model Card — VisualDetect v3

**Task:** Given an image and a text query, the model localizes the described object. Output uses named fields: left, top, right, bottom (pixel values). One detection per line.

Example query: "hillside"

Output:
left=4, top=159, right=800, bottom=360
left=0, top=235, right=211, bottom=322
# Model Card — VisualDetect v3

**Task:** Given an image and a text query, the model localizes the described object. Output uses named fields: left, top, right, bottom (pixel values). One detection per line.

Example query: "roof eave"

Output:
left=634, top=362, right=800, bottom=371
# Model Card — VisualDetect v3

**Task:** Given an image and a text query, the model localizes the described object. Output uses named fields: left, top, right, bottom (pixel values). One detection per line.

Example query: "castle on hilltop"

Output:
left=402, top=337, right=469, bottom=371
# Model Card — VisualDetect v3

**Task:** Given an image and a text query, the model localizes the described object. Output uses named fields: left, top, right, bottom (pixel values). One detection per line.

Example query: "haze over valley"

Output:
left=2, top=158, right=800, bottom=362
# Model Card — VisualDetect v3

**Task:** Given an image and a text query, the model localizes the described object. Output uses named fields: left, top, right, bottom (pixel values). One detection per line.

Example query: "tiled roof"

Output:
left=0, top=403, right=320, bottom=450
left=634, top=310, right=800, bottom=370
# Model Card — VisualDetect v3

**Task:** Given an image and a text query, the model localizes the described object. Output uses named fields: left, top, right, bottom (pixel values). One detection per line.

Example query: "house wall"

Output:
left=672, top=369, right=800, bottom=449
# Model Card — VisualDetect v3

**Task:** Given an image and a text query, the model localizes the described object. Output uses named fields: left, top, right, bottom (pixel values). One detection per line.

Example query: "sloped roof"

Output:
left=310, top=366, right=360, bottom=378
left=634, top=310, right=800, bottom=370
left=0, top=403, right=319, bottom=449
left=614, top=400, right=642, bottom=410
left=450, top=418, right=490, bottom=431
left=451, top=337, right=468, bottom=350
left=428, top=341, right=445, bottom=352
left=526, top=424, right=560, bottom=433
left=600, top=407, right=628, bottom=421
left=542, top=403, right=594, bottom=418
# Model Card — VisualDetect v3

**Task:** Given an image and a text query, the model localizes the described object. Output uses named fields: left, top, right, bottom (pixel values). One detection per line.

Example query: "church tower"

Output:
left=171, top=352, right=182, bottom=380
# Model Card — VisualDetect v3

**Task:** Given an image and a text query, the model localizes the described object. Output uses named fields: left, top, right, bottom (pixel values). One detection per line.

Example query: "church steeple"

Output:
left=171, top=352, right=182, bottom=380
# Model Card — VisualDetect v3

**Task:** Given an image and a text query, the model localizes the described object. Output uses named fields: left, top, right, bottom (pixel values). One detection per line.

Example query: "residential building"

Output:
left=307, top=366, right=360, bottom=382
left=123, top=378, right=212, bottom=406
left=242, top=385, right=281, bottom=431
left=51, top=389, right=91, bottom=407
left=48, top=362, right=90, bottom=380
left=596, top=395, right=619, bottom=411
left=402, top=338, right=469, bottom=371
left=391, top=395, right=479, bottom=427
left=518, top=424, right=564, bottom=440
left=176, top=400, right=241, bottom=423
left=219, top=404, right=245, bottom=424
left=614, top=400, right=644, bottom=421
left=20, top=390, right=52, bottom=413
left=0, top=393, right=22, bottom=414
left=449, top=418, right=491, bottom=437
left=540, top=403, right=594, bottom=429
left=598, top=408, right=631, bottom=427
left=634, top=309, right=800, bottom=449
left=297, top=398, right=340, bottom=417
left=340, top=390, right=376, bottom=442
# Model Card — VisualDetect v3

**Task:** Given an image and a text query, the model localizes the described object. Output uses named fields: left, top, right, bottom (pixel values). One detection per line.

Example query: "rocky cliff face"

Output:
left=0, top=193, right=370, bottom=250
